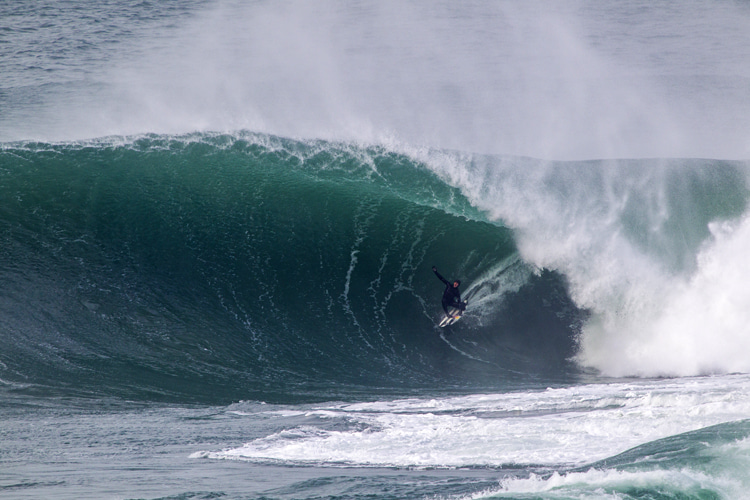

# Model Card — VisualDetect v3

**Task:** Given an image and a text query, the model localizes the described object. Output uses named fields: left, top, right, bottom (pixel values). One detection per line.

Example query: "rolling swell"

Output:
left=0, top=134, right=582, bottom=403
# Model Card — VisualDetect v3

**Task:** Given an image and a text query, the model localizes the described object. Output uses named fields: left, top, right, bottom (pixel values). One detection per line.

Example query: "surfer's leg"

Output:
left=441, top=301, right=451, bottom=318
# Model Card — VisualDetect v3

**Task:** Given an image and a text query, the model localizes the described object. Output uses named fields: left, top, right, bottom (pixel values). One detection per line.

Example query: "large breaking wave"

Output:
left=0, top=133, right=578, bottom=402
left=1, top=132, right=748, bottom=402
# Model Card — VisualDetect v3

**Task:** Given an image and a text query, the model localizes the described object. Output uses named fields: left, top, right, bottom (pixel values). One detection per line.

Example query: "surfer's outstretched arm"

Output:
left=432, top=266, right=449, bottom=286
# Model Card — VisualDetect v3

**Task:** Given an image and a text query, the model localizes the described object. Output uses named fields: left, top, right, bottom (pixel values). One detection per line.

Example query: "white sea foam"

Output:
left=193, top=374, right=750, bottom=468
left=477, top=468, right=743, bottom=500
left=578, top=214, right=750, bottom=377
left=476, top=436, right=750, bottom=498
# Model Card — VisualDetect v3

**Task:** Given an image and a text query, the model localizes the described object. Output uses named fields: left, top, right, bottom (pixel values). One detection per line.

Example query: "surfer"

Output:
left=432, top=266, right=466, bottom=318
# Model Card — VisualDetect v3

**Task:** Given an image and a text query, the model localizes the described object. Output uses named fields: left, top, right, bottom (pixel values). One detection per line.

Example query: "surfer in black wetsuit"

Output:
left=432, top=266, right=466, bottom=318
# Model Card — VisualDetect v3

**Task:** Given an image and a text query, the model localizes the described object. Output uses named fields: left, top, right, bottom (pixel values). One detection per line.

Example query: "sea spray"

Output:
left=414, top=149, right=750, bottom=377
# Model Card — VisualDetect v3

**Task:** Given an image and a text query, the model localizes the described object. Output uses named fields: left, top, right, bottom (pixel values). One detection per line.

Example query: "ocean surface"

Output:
left=2, top=1, right=750, bottom=499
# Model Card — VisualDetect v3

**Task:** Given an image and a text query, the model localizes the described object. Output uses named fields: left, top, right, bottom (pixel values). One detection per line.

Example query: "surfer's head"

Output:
left=453, top=280, right=460, bottom=288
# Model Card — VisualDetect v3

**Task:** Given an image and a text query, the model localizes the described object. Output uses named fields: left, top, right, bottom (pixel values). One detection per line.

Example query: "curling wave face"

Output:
left=0, top=133, right=583, bottom=403
left=2, top=132, right=749, bottom=402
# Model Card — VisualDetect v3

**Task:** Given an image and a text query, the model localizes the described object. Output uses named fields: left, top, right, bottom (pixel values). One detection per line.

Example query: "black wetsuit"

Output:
left=433, top=268, right=465, bottom=316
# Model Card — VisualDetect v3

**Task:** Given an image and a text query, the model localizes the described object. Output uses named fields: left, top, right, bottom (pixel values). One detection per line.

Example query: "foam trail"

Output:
left=461, top=254, right=530, bottom=326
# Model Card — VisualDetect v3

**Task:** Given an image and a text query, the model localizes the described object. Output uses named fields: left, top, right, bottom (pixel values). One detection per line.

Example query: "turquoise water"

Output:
left=0, top=135, right=583, bottom=402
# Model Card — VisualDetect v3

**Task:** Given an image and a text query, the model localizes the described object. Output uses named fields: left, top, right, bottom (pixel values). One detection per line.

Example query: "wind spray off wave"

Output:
left=3, top=1, right=750, bottom=161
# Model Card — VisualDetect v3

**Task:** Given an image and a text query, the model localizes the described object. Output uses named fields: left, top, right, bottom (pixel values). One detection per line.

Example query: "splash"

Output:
left=417, top=149, right=750, bottom=377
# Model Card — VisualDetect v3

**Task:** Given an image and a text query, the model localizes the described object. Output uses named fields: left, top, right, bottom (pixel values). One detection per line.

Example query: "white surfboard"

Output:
left=438, top=301, right=467, bottom=327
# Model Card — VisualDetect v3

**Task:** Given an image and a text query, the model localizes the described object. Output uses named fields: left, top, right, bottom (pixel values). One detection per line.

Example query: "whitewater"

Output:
left=2, top=1, right=750, bottom=499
